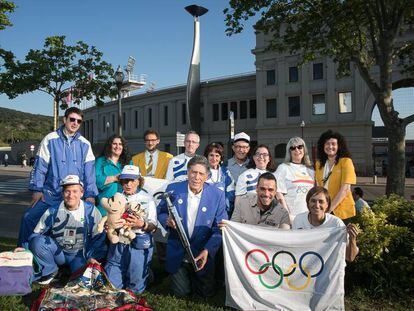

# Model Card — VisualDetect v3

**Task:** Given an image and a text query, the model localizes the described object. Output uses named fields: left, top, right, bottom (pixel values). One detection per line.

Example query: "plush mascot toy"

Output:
left=119, top=201, right=147, bottom=237
left=97, top=193, right=136, bottom=243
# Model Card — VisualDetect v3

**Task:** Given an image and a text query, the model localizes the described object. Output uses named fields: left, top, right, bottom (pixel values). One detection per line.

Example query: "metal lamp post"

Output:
left=300, top=120, right=305, bottom=138
left=106, top=121, right=110, bottom=140
left=184, top=4, right=208, bottom=133
left=114, top=66, right=125, bottom=136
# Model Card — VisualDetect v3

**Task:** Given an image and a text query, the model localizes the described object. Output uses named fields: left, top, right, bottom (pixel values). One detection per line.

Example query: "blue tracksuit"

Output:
left=18, top=126, right=98, bottom=247
left=28, top=200, right=106, bottom=280
left=105, top=190, right=157, bottom=294
left=206, top=165, right=235, bottom=216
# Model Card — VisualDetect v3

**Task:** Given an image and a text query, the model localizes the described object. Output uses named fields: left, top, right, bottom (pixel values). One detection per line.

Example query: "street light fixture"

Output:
left=300, top=120, right=305, bottom=138
left=106, top=121, right=110, bottom=140
left=114, top=66, right=125, bottom=136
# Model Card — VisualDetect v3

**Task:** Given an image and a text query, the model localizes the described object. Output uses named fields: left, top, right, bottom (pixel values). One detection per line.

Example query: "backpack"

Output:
left=0, top=250, right=33, bottom=295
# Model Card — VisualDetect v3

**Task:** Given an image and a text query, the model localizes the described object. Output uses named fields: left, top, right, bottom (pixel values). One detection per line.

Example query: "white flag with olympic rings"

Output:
left=222, top=220, right=347, bottom=310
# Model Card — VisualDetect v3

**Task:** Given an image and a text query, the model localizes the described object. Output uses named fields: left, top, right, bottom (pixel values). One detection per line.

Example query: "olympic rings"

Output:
left=258, top=262, right=284, bottom=289
left=299, top=251, right=324, bottom=278
left=245, top=249, right=270, bottom=275
left=272, top=251, right=297, bottom=277
left=285, top=264, right=311, bottom=291
left=244, top=249, right=325, bottom=290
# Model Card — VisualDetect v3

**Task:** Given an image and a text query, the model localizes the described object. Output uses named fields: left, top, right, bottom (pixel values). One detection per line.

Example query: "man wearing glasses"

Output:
left=132, top=130, right=173, bottom=179
left=18, top=107, right=98, bottom=248
left=227, top=132, right=251, bottom=183
left=166, top=131, right=200, bottom=181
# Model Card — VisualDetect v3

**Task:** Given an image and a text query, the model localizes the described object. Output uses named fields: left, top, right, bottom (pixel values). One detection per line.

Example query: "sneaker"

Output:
left=36, top=270, right=58, bottom=285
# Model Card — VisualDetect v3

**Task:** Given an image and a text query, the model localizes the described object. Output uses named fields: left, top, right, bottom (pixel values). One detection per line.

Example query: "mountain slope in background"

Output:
left=0, top=107, right=53, bottom=146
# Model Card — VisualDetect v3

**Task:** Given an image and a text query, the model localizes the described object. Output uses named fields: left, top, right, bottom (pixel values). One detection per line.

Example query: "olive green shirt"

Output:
left=231, top=193, right=291, bottom=228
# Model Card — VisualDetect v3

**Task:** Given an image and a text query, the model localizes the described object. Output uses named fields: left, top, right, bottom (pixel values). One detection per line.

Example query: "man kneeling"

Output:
left=29, top=175, right=106, bottom=285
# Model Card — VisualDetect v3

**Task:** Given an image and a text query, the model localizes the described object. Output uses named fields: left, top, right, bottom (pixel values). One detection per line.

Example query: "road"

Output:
left=0, top=169, right=31, bottom=239
left=0, top=166, right=413, bottom=240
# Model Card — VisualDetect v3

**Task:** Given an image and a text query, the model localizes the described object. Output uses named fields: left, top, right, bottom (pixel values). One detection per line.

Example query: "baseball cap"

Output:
left=119, top=165, right=141, bottom=180
left=60, top=175, right=83, bottom=187
left=233, top=132, right=250, bottom=144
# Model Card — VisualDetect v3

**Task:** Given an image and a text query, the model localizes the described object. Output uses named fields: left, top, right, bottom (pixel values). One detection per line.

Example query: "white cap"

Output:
left=233, top=132, right=250, bottom=143
left=60, top=175, right=83, bottom=187
left=119, top=165, right=140, bottom=180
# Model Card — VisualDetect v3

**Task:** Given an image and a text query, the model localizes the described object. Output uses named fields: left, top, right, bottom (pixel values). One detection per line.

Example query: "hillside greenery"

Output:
left=0, top=106, right=52, bottom=146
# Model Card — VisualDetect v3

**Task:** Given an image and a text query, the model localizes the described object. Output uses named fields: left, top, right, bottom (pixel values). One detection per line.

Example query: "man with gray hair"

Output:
left=158, top=155, right=227, bottom=297
left=166, top=131, right=200, bottom=181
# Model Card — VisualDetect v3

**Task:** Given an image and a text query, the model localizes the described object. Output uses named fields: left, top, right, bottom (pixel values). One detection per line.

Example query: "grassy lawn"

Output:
left=0, top=237, right=412, bottom=311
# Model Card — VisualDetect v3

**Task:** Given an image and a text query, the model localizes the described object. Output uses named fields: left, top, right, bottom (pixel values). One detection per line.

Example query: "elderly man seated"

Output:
left=28, top=175, right=106, bottom=285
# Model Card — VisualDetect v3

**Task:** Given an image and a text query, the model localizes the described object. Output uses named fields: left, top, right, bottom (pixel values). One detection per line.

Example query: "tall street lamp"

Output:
left=300, top=120, right=305, bottom=138
left=106, top=121, right=110, bottom=140
left=114, top=66, right=125, bottom=136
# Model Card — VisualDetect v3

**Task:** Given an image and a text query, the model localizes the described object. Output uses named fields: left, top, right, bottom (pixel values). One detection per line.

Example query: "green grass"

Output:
left=0, top=237, right=412, bottom=311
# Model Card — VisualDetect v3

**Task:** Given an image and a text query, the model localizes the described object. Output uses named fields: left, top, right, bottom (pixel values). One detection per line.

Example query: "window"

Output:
left=312, top=94, right=326, bottom=115
left=288, top=96, right=300, bottom=117
left=90, top=120, right=93, bottom=142
left=148, top=108, right=152, bottom=127
left=164, top=106, right=168, bottom=126
left=182, top=103, right=186, bottom=124
left=122, top=112, right=126, bottom=131
left=266, top=70, right=276, bottom=85
left=249, top=100, right=257, bottom=118
left=274, top=144, right=287, bottom=158
left=266, top=98, right=277, bottom=118
left=102, top=116, right=106, bottom=132
left=164, top=143, right=171, bottom=153
left=230, top=101, right=238, bottom=119
left=338, top=92, right=352, bottom=113
left=221, top=102, right=228, bottom=121
left=134, top=111, right=138, bottom=128
left=289, top=66, right=299, bottom=82
left=212, top=103, right=219, bottom=121
left=240, top=100, right=247, bottom=119
left=313, top=62, right=323, bottom=80
left=112, top=114, right=115, bottom=132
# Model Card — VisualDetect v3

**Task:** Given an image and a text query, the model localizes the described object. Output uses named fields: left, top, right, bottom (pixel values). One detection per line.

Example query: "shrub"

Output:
left=348, top=195, right=414, bottom=296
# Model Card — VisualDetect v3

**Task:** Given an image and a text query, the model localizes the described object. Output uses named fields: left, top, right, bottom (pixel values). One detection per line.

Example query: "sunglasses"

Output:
left=290, top=145, right=304, bottom=151
left=69, top=117, right=82, bottom=124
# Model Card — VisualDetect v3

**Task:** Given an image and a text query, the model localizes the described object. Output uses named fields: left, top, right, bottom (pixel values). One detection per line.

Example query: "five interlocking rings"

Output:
left=244, top=249, right=324, bottom=290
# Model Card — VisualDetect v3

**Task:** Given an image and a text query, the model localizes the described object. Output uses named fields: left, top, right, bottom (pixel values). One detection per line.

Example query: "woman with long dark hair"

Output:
left=315, top=130, right=356, bottom=220
left=95, top=135, right=132, bottom=215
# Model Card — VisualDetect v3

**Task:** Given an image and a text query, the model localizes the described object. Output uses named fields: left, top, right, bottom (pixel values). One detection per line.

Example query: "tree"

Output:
left=0, top=0, right=15, bottom=30
left=0, top=36, right=115, bottom=129
left=224, top=0, right=414, bottom=196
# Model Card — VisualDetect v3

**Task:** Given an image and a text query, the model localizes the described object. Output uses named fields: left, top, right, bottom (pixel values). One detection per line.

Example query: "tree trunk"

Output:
left=385, top=122, right=406, bottom=196
left=53, top=98, right=59, bottom=130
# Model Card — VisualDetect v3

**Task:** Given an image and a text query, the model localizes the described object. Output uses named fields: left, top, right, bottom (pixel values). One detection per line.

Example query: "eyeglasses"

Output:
left=69, top=117, right=82, bottom=124
left=145, top=139, right=158, bottom=143
left=185, top=140, right=199, bottom=145
left=290, top=145, right=304, bottom=151
left=254, top=153, right=270, bottom=158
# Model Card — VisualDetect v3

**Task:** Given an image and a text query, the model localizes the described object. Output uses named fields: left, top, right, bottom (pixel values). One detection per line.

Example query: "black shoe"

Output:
left=36, top=270, right=58, bottom=285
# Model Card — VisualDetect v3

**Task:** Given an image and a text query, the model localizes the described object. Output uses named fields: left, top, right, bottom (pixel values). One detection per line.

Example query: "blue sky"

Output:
left=0, top=0, right=256, bottom=116
left=1, top=1, right=413, bottom=138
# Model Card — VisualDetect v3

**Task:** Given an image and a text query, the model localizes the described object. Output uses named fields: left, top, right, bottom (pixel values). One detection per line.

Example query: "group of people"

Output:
left=16, top=106, right=361, bottom=298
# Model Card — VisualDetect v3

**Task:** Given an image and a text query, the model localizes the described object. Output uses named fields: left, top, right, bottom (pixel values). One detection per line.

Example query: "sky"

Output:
left=1, top=1, right=413, bottom=138
left=0, top=0, right=256, bottom=116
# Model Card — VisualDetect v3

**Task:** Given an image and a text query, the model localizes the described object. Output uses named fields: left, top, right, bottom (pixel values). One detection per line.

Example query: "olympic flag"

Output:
left=222, top=220, right=347, bottom=310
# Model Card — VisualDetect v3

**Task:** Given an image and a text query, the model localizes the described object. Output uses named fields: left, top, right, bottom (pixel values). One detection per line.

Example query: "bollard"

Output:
left=373, top=175, right=377, bottom=184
